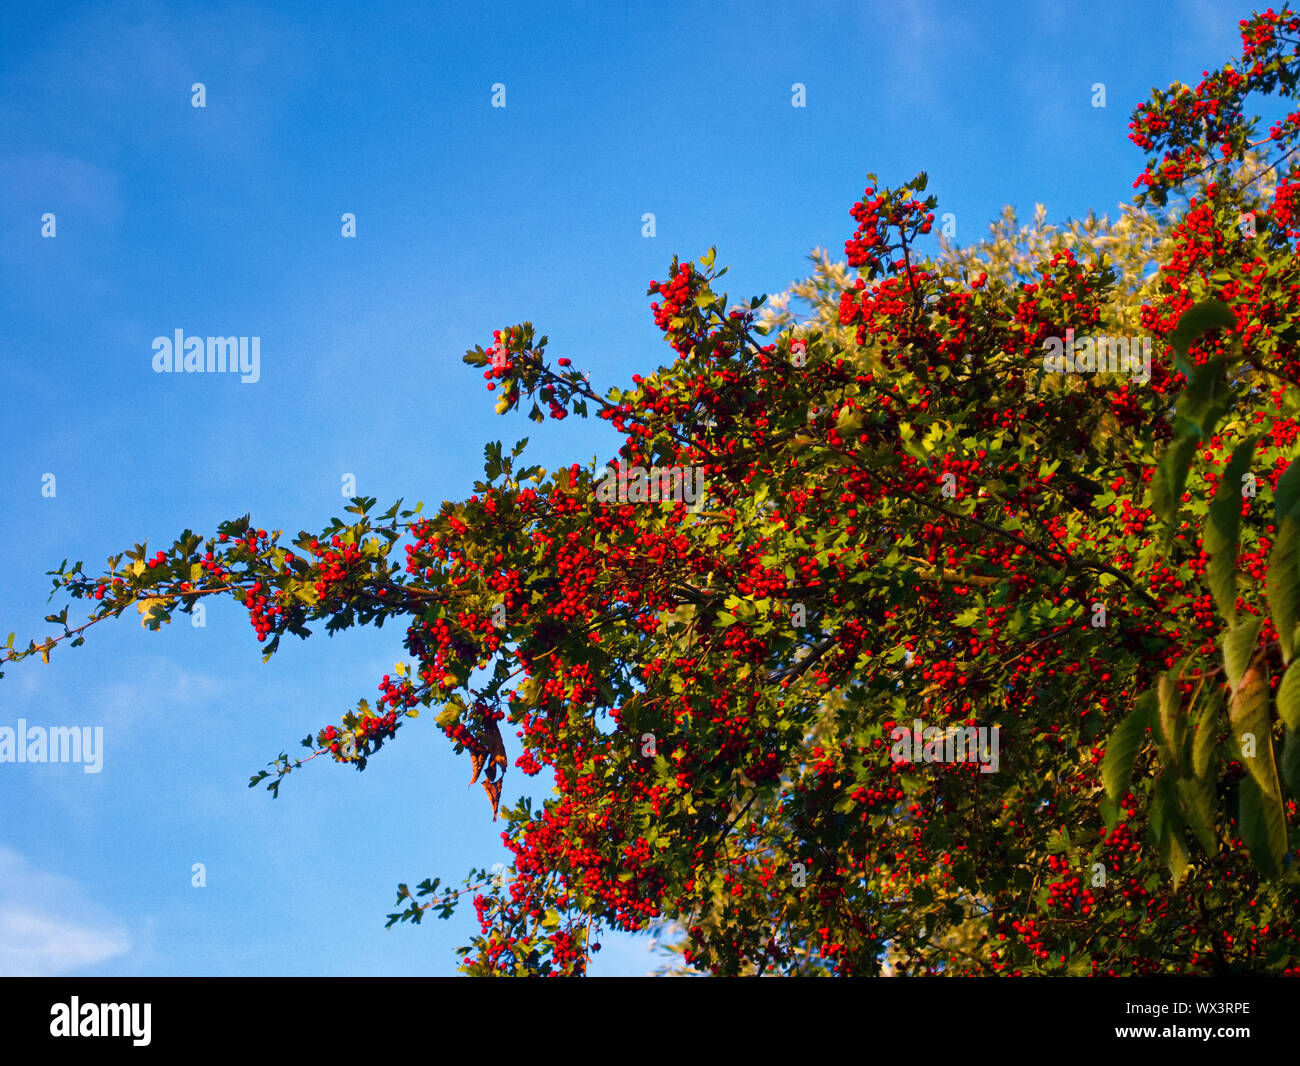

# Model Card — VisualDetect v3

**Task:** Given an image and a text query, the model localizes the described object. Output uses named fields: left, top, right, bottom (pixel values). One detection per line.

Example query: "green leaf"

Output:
left=1221, top=614, right=1262, bottom=689
left=1281, top=729, right=1300, bottom=798
left=1175, top=357, right=1235, bottom=441
left=1100, top=794, right=1124, bottom=830
left=1156, top=670, right=1187, bottom=773
left=1191, top=688, right=1221, bottom=780
left=1046, top=826, right=1072, bottom=853
left=137, top=600, right=172, bottom=630
left=1275, top=454, right=1300, bottom=518
left=1268, top=512, right=1300, bottom=664
left=1103, top=690, right=1152, bottom=801
left=1229, top=661, right=1279, bottom=801
left=1277, top=660, right=1300, bottom=732
left=1152, top=434, right=1199, bottom=526
left=1238, top=772, right=1288, bottom=878
left=1151, top=776, right=1190, bottom=888
left=1205, top=435, right=1257, bottom=624
left=1177, top=773, right=1218, bottom=857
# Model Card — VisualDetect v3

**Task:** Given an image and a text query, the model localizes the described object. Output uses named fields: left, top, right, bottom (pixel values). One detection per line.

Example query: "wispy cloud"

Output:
left=0, top=152, right=122, bottom=237
left=95, top=657, right=231, bottom=729
left=0, top=845, right=129, bottom=975
left=858, top=0, right=977, bottom=108
left=0, top=2, right=301, bottom=156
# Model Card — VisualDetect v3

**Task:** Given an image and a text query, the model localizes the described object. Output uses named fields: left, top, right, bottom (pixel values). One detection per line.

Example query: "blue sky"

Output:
left=0, top=0, right=1249, bottom=976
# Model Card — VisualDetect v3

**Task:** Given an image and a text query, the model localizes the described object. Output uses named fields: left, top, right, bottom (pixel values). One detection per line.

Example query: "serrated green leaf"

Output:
left=1238, top=771, right=1288, bottom=877
left=1046, top=826, right=1072, bottom=853
left=1268, top=514, right=1300, bottom=666
left=1176, top=773, right=1218, bottom=857
left=1229, top=661, right=1276, bottom=791
left=1152, top=434, right=1200, bottom=526
left=1222, top=614, right=1263, bottom=688
left=1191, top=688, right=1220, bottom=779
left=1152, top=777, right=1190, bottom=888
left=1103, top=691, right=1152, bottom=801
left=1156, top=670, right=1187, bottom=772
left=137, top=600, right=172, bottom=630
left=1206, top=435, right=1256, bottom=623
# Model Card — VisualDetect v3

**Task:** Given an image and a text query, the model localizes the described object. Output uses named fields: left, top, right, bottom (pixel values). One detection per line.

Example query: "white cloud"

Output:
left=0, top=845, right=129, bottom=975
left=857, top=0, right=975, bottom=106
left=0, top=909, right=129, bottom=976
left=95, top=658, right=230, bottom=729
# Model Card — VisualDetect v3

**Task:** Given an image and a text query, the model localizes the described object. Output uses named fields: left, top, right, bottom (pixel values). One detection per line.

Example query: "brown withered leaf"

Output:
left=484, top=717, right=508, bottom=778
left=469, top=748, right=487, bottom=787
left=482, top=777, right=503, bottom=820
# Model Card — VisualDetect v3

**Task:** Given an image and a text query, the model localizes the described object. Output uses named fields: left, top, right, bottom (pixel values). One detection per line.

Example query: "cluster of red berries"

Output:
left=1045, top=856, right=1097, bottom=916
left=546, top=929, right=585, bottom=972
left=308, top=535, right=362, bottom=601
left=514, top=751, right=543, bottom=775
left=648, top=262, right=704, bottom=356
left=743, top=751, right=782, bottom=784
left=198, top=549, right=229, bottom=581
left=1007, top=917, right=1051, bottom=964
left=93, top=579, right=125, bottom=601
left=317, top=713, right=397, bottom=758
left=359, top=712, right=398, bottom=740
left=844, top=184, right=934, bottom=275
left=1272, top=179, right=1300, bottom=240
left=845, top=188, right=888, bottom=270
left=220, top=528, right=268, bottom=553
left=377, top=674, right=419, bottom=710
left=243, top=580, right=280, bottom=642
left=443, top=720, right=488, bottom=757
